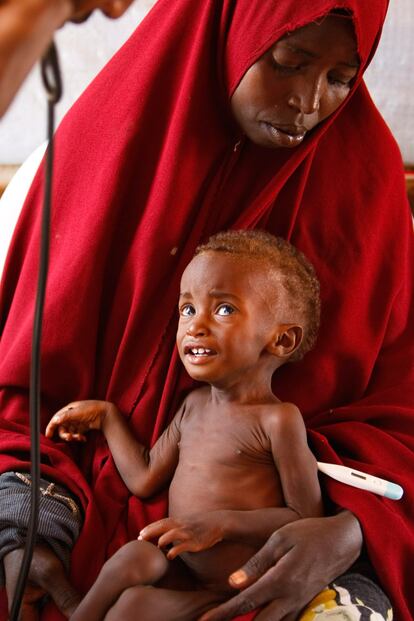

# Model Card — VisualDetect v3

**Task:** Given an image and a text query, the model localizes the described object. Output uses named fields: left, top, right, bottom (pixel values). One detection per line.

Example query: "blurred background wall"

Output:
left=0, top=0, right=412, bottom=169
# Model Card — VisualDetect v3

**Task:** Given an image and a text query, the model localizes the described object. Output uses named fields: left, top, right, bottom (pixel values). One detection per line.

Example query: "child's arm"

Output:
left=222, top=402, right=323, bottom=541
left=45, top=399, right=184, bottom=498
left=267, top=401, right=323, bottom=519
left=139, top=506, right=306, bottom=559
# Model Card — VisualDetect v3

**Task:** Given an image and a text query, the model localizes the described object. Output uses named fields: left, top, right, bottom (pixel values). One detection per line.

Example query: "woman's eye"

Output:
left=181, top=304, right=195, bottom=317
left=328, top=74, right=353, bottom=88
left=271, top=58, right=300, bottom=75
left=216, top=304, right=234, bottom=316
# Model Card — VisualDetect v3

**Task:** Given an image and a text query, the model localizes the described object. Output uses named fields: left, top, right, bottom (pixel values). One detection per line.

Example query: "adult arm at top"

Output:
left=0, top=0, right=134, bottom=117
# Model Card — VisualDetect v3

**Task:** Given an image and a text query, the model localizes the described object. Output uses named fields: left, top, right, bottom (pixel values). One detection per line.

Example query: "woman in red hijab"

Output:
left=0, top=0, right=413, bottom=620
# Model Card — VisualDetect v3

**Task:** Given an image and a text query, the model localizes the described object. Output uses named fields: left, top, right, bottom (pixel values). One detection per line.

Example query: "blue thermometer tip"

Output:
left=385, top=482, right=404, bottom=500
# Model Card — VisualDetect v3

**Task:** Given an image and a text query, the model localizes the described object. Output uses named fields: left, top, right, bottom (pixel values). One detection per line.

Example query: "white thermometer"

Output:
left=317, top=462, right=403, bottom=500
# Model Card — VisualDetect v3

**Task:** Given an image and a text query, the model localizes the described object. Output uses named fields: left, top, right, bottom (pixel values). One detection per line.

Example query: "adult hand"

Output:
left=4, top=544, right=81, bottom=620
left=70, top=0, right=135, bottom=21
left=198, top=511, right=363, bottom=621
left=0, top=0, right=135, bottom=117
left=139, top=512, right=225, bottom=560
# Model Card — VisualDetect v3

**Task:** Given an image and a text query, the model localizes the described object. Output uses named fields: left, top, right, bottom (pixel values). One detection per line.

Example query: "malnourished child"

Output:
left=46, top=229, right=323, bottom=621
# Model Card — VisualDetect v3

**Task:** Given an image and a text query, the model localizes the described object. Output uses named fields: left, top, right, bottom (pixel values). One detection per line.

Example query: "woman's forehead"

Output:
left=277, top=14, right=359, bottom=61
left=224, top=0, right=388, bottom=95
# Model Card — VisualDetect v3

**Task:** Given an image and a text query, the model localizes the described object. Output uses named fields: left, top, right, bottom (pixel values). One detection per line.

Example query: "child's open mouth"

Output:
left=184, top=346, right=217, bottom=362
left=185, top=347, right=215, bottom=356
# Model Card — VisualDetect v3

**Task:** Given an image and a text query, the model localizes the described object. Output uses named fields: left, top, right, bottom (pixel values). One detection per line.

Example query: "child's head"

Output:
left=195, top=230, right=320, bottom=361
left=177, top=230, right=320, bottom=386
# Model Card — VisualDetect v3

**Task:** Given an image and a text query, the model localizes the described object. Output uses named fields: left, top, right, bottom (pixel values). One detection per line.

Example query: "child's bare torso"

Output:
left=166, top=387, right=286, bottom=591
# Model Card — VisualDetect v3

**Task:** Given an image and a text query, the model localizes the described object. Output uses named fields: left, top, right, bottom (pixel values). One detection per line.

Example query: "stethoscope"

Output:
left=10, top=42, right=62, bottom=621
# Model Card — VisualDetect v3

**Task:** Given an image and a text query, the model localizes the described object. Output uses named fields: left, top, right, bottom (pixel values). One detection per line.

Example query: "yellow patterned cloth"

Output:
left=299, top=574, right=393, bottom=621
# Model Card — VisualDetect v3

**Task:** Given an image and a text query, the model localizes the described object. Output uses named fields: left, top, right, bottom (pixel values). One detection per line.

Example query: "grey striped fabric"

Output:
left=0, top=471, right=82, bottom=585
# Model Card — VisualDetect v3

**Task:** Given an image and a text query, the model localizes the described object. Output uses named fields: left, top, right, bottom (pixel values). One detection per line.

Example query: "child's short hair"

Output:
left=195, top=230, right=320, bottom=362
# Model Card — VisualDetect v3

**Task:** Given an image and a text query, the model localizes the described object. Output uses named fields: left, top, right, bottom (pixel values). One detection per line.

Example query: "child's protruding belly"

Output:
left=180, top=541, right=259, bottom=593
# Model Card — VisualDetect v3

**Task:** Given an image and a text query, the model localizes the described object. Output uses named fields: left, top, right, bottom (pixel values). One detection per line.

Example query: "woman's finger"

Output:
left=228, top=530, right=291, bottom=589
left=101, top=0, right=135, bottom=19
left=199, top=567, right=288, bottom=621
left=198, top=568, right=283, bottom=621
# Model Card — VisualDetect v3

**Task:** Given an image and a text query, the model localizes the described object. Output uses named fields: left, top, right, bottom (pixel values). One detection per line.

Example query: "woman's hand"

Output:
left=4, top=544, right=81, bottom=620
left=70, top=0, right=135, bottom=21
left=0, top=0, right=136, bottom=118
left=139, top=512, right=225, bottom=560
left=198, top=511, right=363, bottom=621
left=45, top=400, right=116, bottom=442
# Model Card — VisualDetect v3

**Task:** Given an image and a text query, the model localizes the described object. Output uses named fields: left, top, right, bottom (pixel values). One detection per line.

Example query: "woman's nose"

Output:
left=288, top=74, right=324, bottom=115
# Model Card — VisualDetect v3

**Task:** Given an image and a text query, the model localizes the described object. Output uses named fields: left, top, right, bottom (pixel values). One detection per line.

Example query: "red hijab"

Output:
left=1, top=0, right=414, bottom=619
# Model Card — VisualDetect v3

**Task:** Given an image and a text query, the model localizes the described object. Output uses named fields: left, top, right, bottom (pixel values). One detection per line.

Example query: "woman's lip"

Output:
left=262, top=122, right=306, bottom=147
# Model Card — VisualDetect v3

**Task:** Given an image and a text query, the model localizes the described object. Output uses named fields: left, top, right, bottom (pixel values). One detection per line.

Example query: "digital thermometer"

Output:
left=317, top=462, right=404, bottom=500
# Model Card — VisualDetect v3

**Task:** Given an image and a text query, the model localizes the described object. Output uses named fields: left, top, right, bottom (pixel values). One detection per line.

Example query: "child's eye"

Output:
left=180, top=304, right=195, bottom=317
left=216, top=304, right=234, bottom=316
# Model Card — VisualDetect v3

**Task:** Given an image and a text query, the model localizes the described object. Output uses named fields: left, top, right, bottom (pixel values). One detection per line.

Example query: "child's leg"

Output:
left=104, top=585, right=227, bottom=621
left=70, top=540, right=168, bottom=621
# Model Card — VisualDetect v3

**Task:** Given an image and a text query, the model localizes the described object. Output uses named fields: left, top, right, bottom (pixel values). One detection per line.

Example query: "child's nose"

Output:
left=186, top=316, right=209, bottom=337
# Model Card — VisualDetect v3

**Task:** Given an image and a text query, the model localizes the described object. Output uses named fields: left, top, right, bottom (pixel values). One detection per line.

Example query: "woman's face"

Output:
left=231, top=15, right=359, bottom=148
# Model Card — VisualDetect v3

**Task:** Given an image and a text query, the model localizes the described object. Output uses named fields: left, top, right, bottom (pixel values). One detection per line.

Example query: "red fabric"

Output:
left=1, top=0, right=413, bottom=619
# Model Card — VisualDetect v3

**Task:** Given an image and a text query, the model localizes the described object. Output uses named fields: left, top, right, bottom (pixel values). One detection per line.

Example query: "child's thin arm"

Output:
left=46, top=400, right=183, bottom=498
left=101, top=402, right=183, bottom=498
left=268, top=402, right=323, bottom=519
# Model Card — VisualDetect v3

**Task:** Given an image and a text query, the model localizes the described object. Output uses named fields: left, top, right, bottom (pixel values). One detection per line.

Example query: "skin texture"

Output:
left=199, top=511, right=363, bottom=621
left=4, top=545, right=81, bottom=621
left=231, top=15, right=359, bottom=148
left=0, top=0, right=134, bottom=117
left=46, top=252, right=324, bottom=620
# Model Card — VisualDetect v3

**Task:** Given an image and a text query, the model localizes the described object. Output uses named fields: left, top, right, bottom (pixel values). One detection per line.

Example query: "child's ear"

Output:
left=266, top=324, right=303, bottom=358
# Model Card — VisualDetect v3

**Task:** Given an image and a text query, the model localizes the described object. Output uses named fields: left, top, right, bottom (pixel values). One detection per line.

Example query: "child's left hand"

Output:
left=139, top=512, right=225, bottom=559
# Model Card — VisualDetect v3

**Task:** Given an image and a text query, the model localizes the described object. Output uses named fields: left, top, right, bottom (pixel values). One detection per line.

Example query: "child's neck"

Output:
left=209, top=376, right=279, bottom=406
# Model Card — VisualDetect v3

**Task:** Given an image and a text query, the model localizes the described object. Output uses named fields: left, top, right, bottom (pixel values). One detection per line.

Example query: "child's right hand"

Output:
left=45, top=400, right=114, bottom=442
